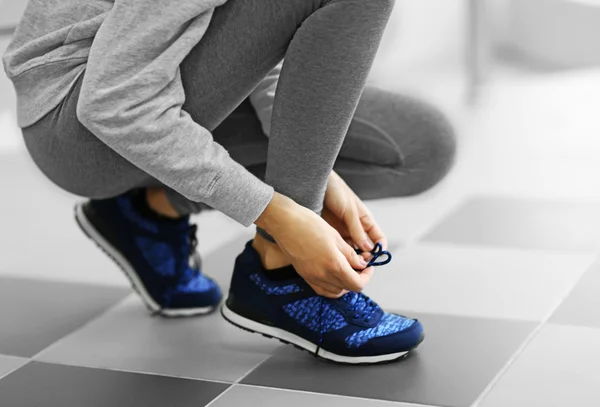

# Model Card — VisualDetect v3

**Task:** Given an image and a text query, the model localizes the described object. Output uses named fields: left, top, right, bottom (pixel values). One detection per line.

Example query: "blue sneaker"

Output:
left=221, top=241, right=424, bottom=364
left=74, top=190, right=222, bottom=317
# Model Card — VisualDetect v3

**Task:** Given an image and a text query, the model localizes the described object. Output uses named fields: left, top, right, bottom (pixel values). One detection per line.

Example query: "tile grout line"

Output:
left=29, top=294, right=133, bottom=361
left=231, top=353, right=275, bottom=385
left=23, top=221, right=247, bottom=360
left=204, top=385, right=236, bottom=407
left=28, top=358, right=235, bottom=385
left=469, top=252, right=598, bottom=407
left=0, top=358, right=31, bottom=381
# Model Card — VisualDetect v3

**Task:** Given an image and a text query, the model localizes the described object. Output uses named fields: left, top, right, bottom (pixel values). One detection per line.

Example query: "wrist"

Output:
left=254, top=192, right=295, bottom=236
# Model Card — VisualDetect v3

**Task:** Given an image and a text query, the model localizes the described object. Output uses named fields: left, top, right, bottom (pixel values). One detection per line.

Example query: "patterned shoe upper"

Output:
left=227, top=241, right=423, bottom=357
left=85, top=191, right=221, bottom=309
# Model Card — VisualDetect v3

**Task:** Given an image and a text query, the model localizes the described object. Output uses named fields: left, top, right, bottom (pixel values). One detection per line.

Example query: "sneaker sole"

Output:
left=74, top=202, right=216, bottom=318
left=221, top=300, right=421, bottom=365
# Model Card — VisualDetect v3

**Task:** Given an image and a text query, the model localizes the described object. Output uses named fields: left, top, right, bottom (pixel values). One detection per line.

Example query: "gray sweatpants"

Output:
left=21, top=0, right=456, bottom=219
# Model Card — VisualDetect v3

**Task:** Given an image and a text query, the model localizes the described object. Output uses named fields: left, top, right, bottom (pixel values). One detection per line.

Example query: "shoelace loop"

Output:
left=360, top=242, right=392, bottom=268
left=315, top=243, right=392, bottom=354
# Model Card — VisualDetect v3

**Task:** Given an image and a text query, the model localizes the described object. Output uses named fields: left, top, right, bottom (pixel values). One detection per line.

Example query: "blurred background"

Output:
left=3, top=0, right=600, bottom=281
left=1, top=1, right=600, bottom=406
left=1, top=0, right=599, bottom=288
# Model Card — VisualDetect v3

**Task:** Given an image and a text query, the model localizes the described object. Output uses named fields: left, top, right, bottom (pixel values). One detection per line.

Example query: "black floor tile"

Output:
left=242, top=312, right=536, bottom=407
left=0, top=362, right=229, bottom=407
left=0, top=277, right=129, bottom=357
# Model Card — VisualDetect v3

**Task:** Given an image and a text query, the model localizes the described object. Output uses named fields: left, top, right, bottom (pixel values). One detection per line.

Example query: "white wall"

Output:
left=375, top=0, right=467, bottom=74
left=374, top=0, right=512, bottom=76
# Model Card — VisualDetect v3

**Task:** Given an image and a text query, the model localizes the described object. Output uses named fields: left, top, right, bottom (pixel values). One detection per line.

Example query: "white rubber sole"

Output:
left=74, top=202, right=216, bottom=317
left=221, top=301, right=410, bottom=364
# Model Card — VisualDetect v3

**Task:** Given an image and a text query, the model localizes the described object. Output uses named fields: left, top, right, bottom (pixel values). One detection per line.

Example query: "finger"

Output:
left=354, top=266, right=375, bottom=290
left=360, top=211, right=388, bottom=250
left=307, top=280, right=348, bottom=298
left=335, top=255, right=374, bottom=292
left=335, top=235, right=368, bottom=270
left=344, top=206, right=372, bottom=252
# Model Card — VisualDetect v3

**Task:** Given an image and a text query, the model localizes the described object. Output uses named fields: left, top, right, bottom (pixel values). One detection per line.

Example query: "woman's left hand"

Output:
left=322, top=171, right=388, bottom=253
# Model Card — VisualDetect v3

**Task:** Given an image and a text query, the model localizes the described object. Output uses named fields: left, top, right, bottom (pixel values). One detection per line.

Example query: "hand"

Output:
left=322, top=171, right=388, bottom=253
left=255, top=192, right=374, bottom=298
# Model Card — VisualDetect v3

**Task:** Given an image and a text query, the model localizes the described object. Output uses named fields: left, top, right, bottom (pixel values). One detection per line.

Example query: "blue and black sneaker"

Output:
left=74, top=189, right=222, bottom=317
left=221, top=241, right=424, bottom=364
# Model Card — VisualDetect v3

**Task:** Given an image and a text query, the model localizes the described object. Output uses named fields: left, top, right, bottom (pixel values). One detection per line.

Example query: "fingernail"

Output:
left=361, top=240, right=372, bottom=251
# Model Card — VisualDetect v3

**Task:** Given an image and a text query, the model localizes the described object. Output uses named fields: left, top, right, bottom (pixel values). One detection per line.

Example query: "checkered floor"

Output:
left=1, top=192, right=600, bottom=407
left=3, top=32, right=600, bottom=407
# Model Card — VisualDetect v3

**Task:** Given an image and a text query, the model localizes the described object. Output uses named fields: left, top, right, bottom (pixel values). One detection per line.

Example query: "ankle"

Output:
left=252, top=234, right=291, bottom=270
left=145, top=188, right=181, bottom=219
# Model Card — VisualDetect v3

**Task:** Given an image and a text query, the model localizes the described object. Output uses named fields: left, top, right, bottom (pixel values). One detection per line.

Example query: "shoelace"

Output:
left=360, top=242, right=392, bottom=268
left=345, top=244, right=391, bottom=321
left=343, top=291, right=378, bottom=322
left=314, top=243, right=392, bottom=355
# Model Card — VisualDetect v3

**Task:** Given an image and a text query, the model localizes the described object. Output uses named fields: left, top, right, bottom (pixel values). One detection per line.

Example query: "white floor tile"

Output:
left=365, top=243, right=594, bottom=321
left=479, top=323, right=600, bottom=407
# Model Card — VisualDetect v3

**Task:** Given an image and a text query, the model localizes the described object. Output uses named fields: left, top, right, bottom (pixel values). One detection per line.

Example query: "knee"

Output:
left=371, top=93, right=456, bottom=197
left=404, top=100, right=457, bottom=195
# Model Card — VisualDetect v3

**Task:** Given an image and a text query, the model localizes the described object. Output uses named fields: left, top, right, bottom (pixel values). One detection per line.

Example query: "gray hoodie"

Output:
left=2, top=0, right=278, bottom=226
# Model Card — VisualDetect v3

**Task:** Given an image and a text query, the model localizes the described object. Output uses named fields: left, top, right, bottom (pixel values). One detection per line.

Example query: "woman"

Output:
left=3, top=0, right=455, bottom=364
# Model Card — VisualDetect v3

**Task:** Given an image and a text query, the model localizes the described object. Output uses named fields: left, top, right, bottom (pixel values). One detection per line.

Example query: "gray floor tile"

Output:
left=422, top=197, right=600, bottom=252
left=36, top=295, right=279, bottom=382
left=479, top=324, right=600, bottom=407
left=0, top=361, right=229, bottom=407
left=0, top=355, right=28, bottom=380
left=35, top=239, right=279, bottom=382
left=0, top=277, right=129, bottom=357
left=365, top=243, right=592, bottom=321
left=242, top=313, right=535, bottom=407
left=211, top=385, right=428, bottom=407
left=551, top=260, right=600, bottom=329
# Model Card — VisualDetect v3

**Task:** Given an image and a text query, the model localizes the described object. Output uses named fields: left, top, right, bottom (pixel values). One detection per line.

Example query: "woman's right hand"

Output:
left=255, top=192, right=374, bottom=298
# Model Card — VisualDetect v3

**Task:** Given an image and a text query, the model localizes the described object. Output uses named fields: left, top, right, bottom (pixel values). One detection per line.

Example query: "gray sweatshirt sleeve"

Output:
left=75, top=0, right=274, bottom=227
left=249, top=61, right=282, bottom=137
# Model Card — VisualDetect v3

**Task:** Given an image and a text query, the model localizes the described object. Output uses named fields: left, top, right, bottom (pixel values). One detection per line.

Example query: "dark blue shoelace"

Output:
left=357, top=242, right=392, bottom=268
left=344, top=292, right=378, bottom=322
left=315, top=243, right=392, bottom=354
